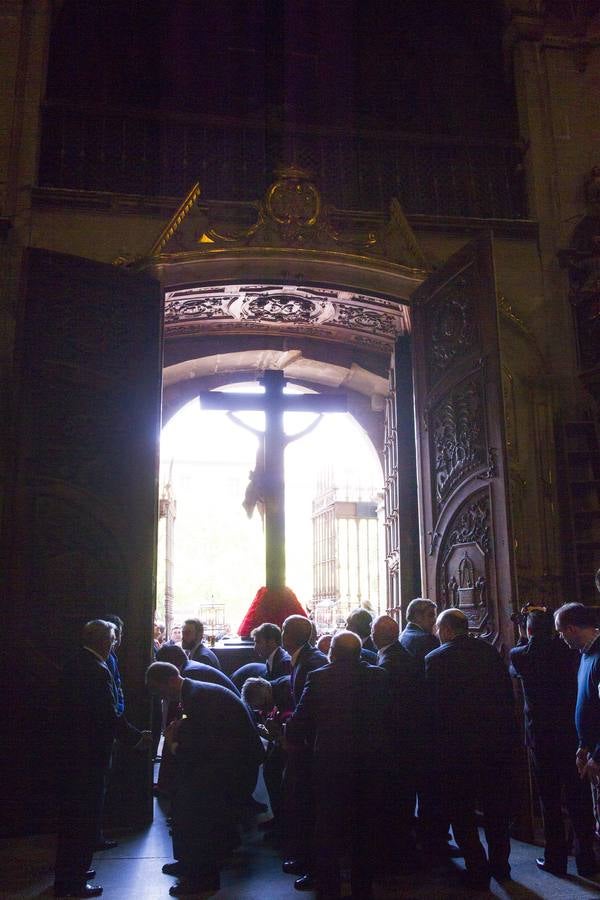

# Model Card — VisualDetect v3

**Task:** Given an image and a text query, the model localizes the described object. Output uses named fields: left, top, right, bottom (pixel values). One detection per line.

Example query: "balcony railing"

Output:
left=38, top=101, right=528, bottom=219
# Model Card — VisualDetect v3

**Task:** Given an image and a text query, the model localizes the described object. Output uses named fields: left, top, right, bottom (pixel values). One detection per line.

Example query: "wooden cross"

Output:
left=199, top=370, right=346, bottom=590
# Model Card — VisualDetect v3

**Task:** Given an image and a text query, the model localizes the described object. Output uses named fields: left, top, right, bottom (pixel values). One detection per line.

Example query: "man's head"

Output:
left=251, top=622, right=282, bottom=660
left=345, top=608, right=373, bottom=641
left=241, top=676, right=273, bottom=713
left=436, top=609, right=469, bottom=644
left=555, top=603, right=599, bottom=649
left=181, top=619, right=203, bottom=650
left=281, top=615, right=312, bottom=653
left=170, top=624, right=183, bottom=643
left=82, top=619, right=116, bottom=661
left=156, top=643, right=187, bottom=670
left=104, top=613, right=124, bottom=649
left=316, top=633, right=332, bottom=655
left=329, top=630, right=361, bottom=663
left=154, top=622, right=165, bottom=640
left=371, top=614, right=399, bottom=650
left=526, top=609, right=555, bottom=640
left=146, top=661, right=184, bottom=700
left=405, top=598, right=437, bottom=634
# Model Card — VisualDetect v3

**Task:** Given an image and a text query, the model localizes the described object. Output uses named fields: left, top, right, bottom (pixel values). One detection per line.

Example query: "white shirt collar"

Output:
left=377, top=642, right=394, bottom=656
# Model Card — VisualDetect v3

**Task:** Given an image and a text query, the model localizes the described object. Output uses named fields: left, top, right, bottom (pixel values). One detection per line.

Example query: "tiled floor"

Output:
left=2, top=794, right=600, bottom=898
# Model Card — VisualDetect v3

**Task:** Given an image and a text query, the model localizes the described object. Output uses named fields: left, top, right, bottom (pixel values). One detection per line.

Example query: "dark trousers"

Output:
left=55, top=773, right=104, bottom=890
left=444, top=764, right=511, bottom=880
left=530, top=744, right=595, bottom=867
left=282, top=747, right=314, bottom=864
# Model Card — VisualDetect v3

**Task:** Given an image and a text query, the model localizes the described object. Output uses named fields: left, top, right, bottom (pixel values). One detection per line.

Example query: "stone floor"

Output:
left=2, top=783, right=600, bottom=898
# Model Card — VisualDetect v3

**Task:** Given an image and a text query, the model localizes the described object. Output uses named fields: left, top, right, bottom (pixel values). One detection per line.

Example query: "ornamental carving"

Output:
left=124, top=166, right=429, bottom=269
left=240, top=294, right=325, bottom=323
left=427, top=275, right=478, bottom=384
left=431, top=379, right=485, bottom=510
left=335, top=304, right=396, bottom=336
left=437, top=491, right=492, bottom=634
left=445, top=494, right=491, bottom=555
left=163, top=283, right=406, bottom=345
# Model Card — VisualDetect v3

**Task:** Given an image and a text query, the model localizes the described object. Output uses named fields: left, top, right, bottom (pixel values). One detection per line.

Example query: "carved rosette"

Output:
left=430, top=378, right=486, bottom=515
left=426, top=270, right=479, bottom=385
left=437, top=491, right=493, bottom=635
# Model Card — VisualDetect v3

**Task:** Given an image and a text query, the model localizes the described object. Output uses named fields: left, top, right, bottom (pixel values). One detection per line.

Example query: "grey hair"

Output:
left=405, top=598, right=437, bottom=623
left=82, top=619, right=115, bottom=649
left=241, top=677, right=273, bottom=710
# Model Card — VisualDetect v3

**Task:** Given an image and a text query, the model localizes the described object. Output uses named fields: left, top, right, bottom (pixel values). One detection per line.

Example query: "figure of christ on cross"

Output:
left=198, top=370, right=347, bottom=591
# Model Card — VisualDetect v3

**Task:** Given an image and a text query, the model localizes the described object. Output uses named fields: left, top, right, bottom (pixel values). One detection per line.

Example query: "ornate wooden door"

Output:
left=3, top=249, right=163, bottom=832
left=383, top=335, right=421, bottom=621
left=411, top=234, right=516, bottom=649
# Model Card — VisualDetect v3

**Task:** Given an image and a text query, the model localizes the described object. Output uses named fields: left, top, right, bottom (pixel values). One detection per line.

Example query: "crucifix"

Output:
left=198, top=370, right=347, bottom=590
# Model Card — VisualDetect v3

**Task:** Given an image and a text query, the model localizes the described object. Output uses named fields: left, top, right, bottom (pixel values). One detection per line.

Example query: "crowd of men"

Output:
left=54, top=601, right=600, bottom=899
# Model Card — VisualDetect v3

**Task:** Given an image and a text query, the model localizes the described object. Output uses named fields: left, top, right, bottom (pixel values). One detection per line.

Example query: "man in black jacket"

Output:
left=54, top=620, right=118, bottom=898
left=425, top=609, right=517, bottom=890
left=372, top=615, right=422, bottom=872
left=278, top=615, right=328, bottom=888
left=400, top=598, right=439, bottom=665
left=181, top=618, right=222, bottom=669
left=286, top=631, right=390, bottom=899
left=146, top=662, right=264, bottom=896
left=510, top=608, right=596, bottom=876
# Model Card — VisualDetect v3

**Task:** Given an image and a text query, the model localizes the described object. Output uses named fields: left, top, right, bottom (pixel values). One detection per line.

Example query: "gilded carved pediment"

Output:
left=122, top=166, right=429, bottom=271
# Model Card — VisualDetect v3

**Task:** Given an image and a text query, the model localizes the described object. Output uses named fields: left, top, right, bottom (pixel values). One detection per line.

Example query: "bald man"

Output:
left=280, top=615, right=327, bottom=709
left=425, top=609, right=517, bottom=890
left=286, top=631, right=391, bottom=899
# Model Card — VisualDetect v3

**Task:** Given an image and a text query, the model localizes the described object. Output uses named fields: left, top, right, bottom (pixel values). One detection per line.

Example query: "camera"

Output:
left=510, top=604, right=548, bottom=628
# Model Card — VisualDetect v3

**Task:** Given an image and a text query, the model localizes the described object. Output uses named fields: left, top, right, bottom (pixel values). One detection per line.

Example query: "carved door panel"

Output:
left=411, top=234, right=515, bottom=649
left=383, top=336, right=420, bottom=621
left=3, top=249, right=163, bottom=832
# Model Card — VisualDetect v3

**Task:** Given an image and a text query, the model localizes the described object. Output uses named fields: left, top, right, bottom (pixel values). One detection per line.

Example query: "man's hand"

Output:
left=164, top=719, right=181, bottom=752
left=584, top=758, right=600, bottom=785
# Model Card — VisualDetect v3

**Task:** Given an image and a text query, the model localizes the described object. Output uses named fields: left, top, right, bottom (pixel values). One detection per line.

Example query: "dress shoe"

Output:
left=94, top=839, right=118, bottom=851
left=536, top=857, right=567, bottom=876
left=85, top=870, right=96, bottom=879
left=282, top=859, right=306, bottom=875
left=294, top=874, right=316, bottom=891
left=169, top=873, right=220, bottom=895
left=54, top=883, right=103, bottom=898
left=162, top=861, right=186, bottom=876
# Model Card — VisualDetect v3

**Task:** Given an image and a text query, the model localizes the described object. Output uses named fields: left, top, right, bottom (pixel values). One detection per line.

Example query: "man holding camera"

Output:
left=510, top=606, right=596, bottom=877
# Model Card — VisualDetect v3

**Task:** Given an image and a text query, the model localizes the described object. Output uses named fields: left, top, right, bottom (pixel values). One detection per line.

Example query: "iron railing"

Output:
left=38, top=101, right=528, bottom=219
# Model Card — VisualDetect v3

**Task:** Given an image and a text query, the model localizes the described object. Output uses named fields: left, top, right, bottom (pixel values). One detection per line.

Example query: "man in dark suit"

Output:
left=230, top=622, right=293, bottom=691
left=510, top=608, right=596, bottom=876
left=253, top=622, right=292, bottom=678
left=146, top=662, right=264, bottom=896
left=181, top=618, right=222, bottom=669
left=278, top=615, right=328, bottom=887
left=281, top=614, right=328, bottom=708
left=346, top=607, right=377, bottom=656
left=286, top=630, right=390, bottom=899
left=425, top=609, right=517, bottom=890
left=54, top=620, right=118, bottom=898
left=372, top=616, right=422, bottom=864
left=400, top=597, right=439, bottom=665
left=156, top=643, right=240, bottom=695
